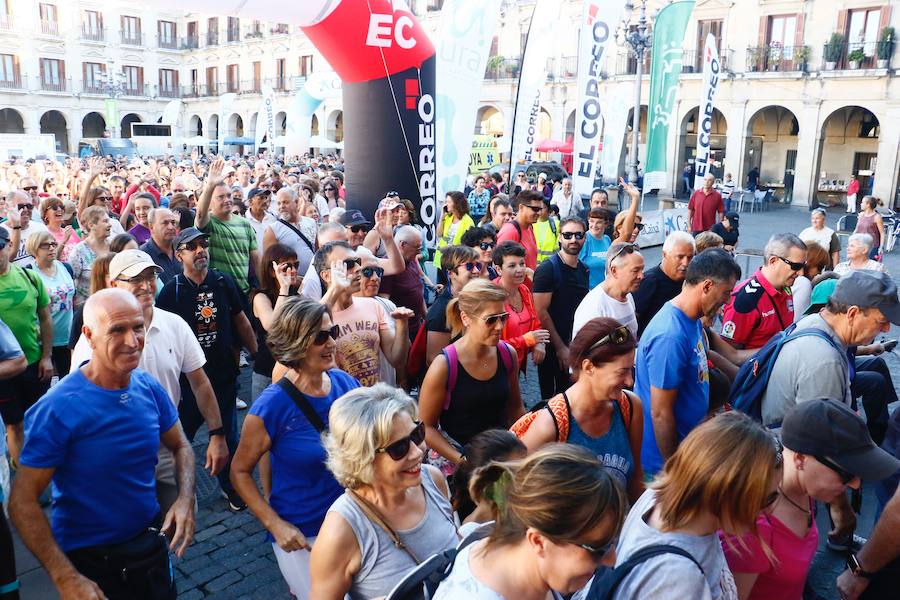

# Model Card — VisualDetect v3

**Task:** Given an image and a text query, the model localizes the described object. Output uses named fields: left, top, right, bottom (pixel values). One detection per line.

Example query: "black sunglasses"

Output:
left=386, top=191, right=399, bottom=198
left=458, top=261, right=482, bottom=273
left=561, top=231, right=585, bottom=240
left=350, top=225, right=368, bottom=233
left=480, top=312, right=509, bottom=326
left=323, top=186, right=335, bottom=192
left=815, top=455, right=855, bottom=484
left=523, top=204, right=543, bottom=212
left=343, top=257, right=362, bottom=269
left=278, top=261, right=300, bottom=270
left=587, top=325, right=631, bottom=352
left=180, top=238, right=210, bottom=251
left=607, top=244, right=637, bottom=264
left=578, top=536, right=617, bottom=559
left=17, top=204, right=33, bottom=211
left=376, top=422, right=426, bottom=461
left=361, top=266, right=384, bottom=278
left=634, top=223, right=645, bottom=232
left=312, top=324, right=341, bottom=346
left=96, top=195, right=113, bottom=202
left=776, top=255, right=807, bottom=271
left=21, top=186, right=37, bottom=191
left=479, top=241, right=495, bottom=251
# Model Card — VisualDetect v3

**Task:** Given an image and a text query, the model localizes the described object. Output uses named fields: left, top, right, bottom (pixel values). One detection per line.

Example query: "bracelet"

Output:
left=278, top=294, right=290, bottom=297
left=208, top=427, right=226, bottom=437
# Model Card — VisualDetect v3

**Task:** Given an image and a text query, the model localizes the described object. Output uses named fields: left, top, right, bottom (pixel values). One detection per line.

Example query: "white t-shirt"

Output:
left=572, top=283, right=638, bottom=341
left=790, top=275, right=812, bottom=322
left=2, top=221, right=48, bottom=268
left=798, top=226, right=835, bottom=254
left=246, top=210, right=277, bottom=248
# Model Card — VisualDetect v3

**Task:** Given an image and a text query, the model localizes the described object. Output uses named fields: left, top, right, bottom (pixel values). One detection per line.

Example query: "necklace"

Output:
left=777, top=485, right=812, bottom=528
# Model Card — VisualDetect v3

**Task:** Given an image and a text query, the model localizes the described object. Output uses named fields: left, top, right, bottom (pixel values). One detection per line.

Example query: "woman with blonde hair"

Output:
left=435, top=444, right=626, bottom=599
left=66, top=253, right=114, bottom=350
left=609, top=411, right=781, bottom=599
left=419, top=278, right=524, bottom=470
left=310, top=384, right=459, bottom=599
left=27, top=230, right=75, bottom=375
left=68, top=205, right=111, bottom=306
left=231, top=297, right=360, bottom=599
left=40, top=196, right=79, bottom=261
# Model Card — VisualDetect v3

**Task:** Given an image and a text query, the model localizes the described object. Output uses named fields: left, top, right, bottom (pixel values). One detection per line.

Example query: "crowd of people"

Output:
left=0, top=152, right=898, bottom=600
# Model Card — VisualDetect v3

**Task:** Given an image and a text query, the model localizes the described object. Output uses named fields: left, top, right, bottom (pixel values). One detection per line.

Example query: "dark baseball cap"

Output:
left=782, top=399, right=900, bottom=481
left=174, top=227, right=208, bottom=249
left=339, top=209, right=371, bottom=228
left=725, top=211, right=739, bottom=224
left=246, top=188, right=270, bottom=201
left=830, top=271, right=900, bottom=324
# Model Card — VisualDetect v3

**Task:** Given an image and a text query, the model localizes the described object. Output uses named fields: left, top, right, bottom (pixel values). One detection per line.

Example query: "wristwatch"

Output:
left=208, top=426, right=226, bottom=437
left=847, top=554, right=874, bottom=579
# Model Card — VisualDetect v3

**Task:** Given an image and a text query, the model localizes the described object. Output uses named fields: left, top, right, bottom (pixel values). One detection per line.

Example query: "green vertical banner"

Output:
left=643, top=0, right=695, bottom=191
left=104, top=98, right=118, bottom=134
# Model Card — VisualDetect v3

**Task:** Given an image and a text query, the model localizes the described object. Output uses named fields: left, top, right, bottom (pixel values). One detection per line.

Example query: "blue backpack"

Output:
left=727, top=323, right=842, bottom=423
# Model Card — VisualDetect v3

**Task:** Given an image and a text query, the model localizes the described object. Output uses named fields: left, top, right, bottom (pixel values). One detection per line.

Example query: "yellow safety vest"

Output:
left=433, top=213, right=475, bottom=269
left=533, top=218, right=559, bottom=264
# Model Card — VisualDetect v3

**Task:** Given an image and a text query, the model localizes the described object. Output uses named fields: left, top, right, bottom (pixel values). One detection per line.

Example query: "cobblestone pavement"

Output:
left=14, top=204, right=899, bottom=598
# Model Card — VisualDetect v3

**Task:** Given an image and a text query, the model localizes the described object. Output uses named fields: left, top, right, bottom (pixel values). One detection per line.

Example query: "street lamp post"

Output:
left=616, top=2, right=652, bottom=189
left=101, top=66, right=127, bottom=138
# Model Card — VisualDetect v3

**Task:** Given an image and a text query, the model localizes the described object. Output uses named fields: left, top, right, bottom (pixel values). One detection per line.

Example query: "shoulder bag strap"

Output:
left=277, top=218, right=316, bottom=254
left=275, top=377, right=326, bottom=433
left=347, top=489, right=422, bottom=565
left=442, top=344, right=459, bottom=411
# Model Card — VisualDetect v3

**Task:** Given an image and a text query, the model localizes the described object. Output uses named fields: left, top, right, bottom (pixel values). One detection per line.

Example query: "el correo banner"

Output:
left=599, top=85, right=630, bottom=183
left=573, top=0, right=626, bottom=199
left=643, top=0, right=695, bottom=191
left=693, top=33, right=720, bottom=190
left=509, top=0, right=561, bottom=169
left=435, top=0, right=502, bottom=202
left=255, top=85, right=276, bottom=149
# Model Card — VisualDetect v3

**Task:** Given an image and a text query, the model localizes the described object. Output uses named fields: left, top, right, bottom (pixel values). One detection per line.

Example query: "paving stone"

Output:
left=240, top=520, right=266, bottom=535
left=179, top=588, right=205, bottom=600
left=212, top=528, right=248, bottom=547
left=237, top=557, right=272, bottom=576
left=194, top=523, right=227, bottom=542
left=205, top=570, right=243, bottom=593
left=222, top=569, right=283, bottom=598
left=188, top=563, right=230, bottom=586
left=181, top=540, right=218, bottom=560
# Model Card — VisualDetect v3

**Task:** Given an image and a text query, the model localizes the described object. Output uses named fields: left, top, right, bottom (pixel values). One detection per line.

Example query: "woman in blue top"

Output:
left=28, top=231, right=75, bottom=377
left=579, top=208, right=612, bottom=289
left=231, top=296, right=360, bottom=599
left=515, top=317, right=644, bottom=502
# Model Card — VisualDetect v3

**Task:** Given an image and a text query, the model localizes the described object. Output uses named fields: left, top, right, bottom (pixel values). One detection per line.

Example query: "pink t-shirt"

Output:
left=720, top=510, right=818, bottom=600
left=331, top=297, right=388, bottom=386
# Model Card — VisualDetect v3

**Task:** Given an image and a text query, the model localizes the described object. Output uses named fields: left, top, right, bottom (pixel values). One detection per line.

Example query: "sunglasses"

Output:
left=607, top=243, right=637, bottom=264
left=815, top=455, right=855, bottom=484
left=180, top=238, right=210, bottom=251
left=96, top=196, right=113, bottom=202
left=634, top=223, right=645, bottom=232
left=313, top=324, right=341, bottom=346
left=587, top=325, right=631, bottom=352
left=561, top=231, right=585, bottom=240
left=21, top=186, right=37, bottom=191
left=480, top=312, right=509, bottom=326
left=776, top=255, right=807, bottom=271
left=323, top=186, right=335, bottom=192
left=578, top=537, right=617, bottom=559
left=38, top=242, right=59, bottom=250
left=479, top=241, right=495, bottom=251
left=17, top=204, right=33, bottom=211
left=523, top=204, right=543, bottom=212
left=278, top=261, right=300, bottom=270
left=343, top=257, right=362, bottom=269
left=376, top=422, right=426, bottom=461
left=386, top=191, right=399, bottom=198
left=350, top=225, right=368, bottom=233
left=458, top=261, right=482, bottom=273
left=361, top=266, right=385, bottom=278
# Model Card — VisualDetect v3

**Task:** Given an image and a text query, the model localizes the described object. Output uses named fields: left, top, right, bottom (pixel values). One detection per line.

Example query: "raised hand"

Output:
left=374, top=207, right=393, bottom=239
left=390, top=307, right=415, bottom=321
left=620, top=177, right=640, bottom=199
left=329, top=259, right=351, bottom=292
left=207, top=157, right=225, bottom=184
left=273, top=260, right=295, bottom=291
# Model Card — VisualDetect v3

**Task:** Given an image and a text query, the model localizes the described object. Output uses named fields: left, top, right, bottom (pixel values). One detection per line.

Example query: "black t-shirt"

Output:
left=632, top=265, right=684, bottom=336
left=425, top=288, right=453, bottom=333
left=710, top=222, right=738, bottom=247
left=157, top=269, right=244, bottom=379
left=532, top=254, right=589, bottom=345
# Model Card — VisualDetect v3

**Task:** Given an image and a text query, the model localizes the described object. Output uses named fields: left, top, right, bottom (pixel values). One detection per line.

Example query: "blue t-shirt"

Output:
left=34, top=261, right=75, bottom=347
left=21, top=369, right=178, bottom=551
left=249, top=369, right=360, bottom=538
left=579, top=233, right=611, bottom=289
left=634, top=302, right=709, bottom=475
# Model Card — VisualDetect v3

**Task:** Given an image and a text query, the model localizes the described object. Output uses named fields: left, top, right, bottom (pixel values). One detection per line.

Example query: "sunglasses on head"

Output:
left=776, top=255, right=807, bottom=271
left=21, top=186, right=37, bottom=191
left=17, top=204, right=33, bottom=211
left=361, top=266, right=384, bottom=278
left=815, top=455, right=855, bottom=484
left=561, top=231, right=585, bottom=240
left=313, top=324, right=341, bottom=346
left=180, top=238, right=210, bottom=251
left=458, top=261, right=482, bottom=273
left=607, top=243, right=637, bottom=264
left=480, top=311, right=509, bottom=326
left=376, top=422, right=426, bottom=461
left=350, top=225, right=368, bottom=233
left=386, top=191, right=399, bottom=198
left=343, top=257, right=362, bottom=269
left=587, top=325, right=631, bottom=352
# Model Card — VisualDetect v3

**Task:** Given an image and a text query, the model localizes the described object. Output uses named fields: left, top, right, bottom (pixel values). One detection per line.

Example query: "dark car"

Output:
left=525, top=161, right=569, bottom=182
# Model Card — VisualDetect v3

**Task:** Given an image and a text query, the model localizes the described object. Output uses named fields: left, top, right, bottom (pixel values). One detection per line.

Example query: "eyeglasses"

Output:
left=17, top=204, right=33, bottom=211
left=350, top=225, right=368, bottom=234
left=776, top=256, right=807, bottom=271
left=523, top=204, right=543, bottom=212
left=343, top=257, right=362, bottom=270
left=634, top=223, right=645, bottom=232
left=116, top=273, right=156, bottom=286
left=312, top=324, right=341, bottom=346
left=607, top=244, right=637, bottom=264
left=479, top=241, right=495, bottom=251
left=376, top=422, right=426, bottom=461
left=815, top=455, right=855, bottom=484
left=21, top=186, right=37, bottom=191
left=38, top=242, right=59, bottom=250
left=457, top=261, right=482, bottom=273
left=576, top=537, right=617, bottom=559
left=180, top=239, right=210, bottom=251
left=96, top=196, right=113, bottom=202
left=361, top=266, right=385, bottom=278
left=480, top=312, right=509, bottom=326
left=278, top=261, right=300, bottom=270
left=587, top=325, right=631, bottom=352
left=561, top=231, right=585, bottom=240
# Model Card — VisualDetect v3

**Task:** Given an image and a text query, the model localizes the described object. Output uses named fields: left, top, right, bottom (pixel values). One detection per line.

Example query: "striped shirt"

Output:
left=199, top=215, right=257, bottom=293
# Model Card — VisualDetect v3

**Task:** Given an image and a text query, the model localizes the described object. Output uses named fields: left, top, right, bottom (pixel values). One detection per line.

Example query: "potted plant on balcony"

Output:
left=768, top=42, right=783, bottom=71
left=746, top=46, right=763, bottom=72
left=794, top=45, right=811, bottom=72
left=824, top=32, right=844, bottom=70
left=486, top=54, right=505, bottom=77
left=878, top=27, right=895, bottom=68
left=848, top=48, right=866, bottom=69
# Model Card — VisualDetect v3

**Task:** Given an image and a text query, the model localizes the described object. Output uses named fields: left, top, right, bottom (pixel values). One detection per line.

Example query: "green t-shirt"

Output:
left=199, top=215, right=257, bottom=293
left=0, top=265, right=50, bottom=364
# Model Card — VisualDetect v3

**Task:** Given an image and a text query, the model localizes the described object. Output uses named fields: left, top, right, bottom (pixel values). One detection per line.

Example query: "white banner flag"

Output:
left=217, top=92, right=237, bottom=155
left=286, top=72, right=341, bottom=157
left=693, top=33, right=721, bottom=189
left=255, top=85, right=276, bottom=150
left=598, top=85, right=630, bottom=183
left=509, top=0, right=561, bottom=169
left=573, top=0, right=626, bottom=199
left=435, top=0, right=502, bottom=203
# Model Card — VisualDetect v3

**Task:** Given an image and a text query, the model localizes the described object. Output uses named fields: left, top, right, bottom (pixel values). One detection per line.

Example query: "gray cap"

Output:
left=174, top=227, right=208, bottom=249
left=830, top=271, right=900, bottom=324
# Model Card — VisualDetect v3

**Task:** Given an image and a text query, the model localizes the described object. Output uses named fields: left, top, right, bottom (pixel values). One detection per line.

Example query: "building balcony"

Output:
left=0, top=14, right=14, bottom=31
left=80, top=25, right=105, bottom=43
left=613, top=51, right=653, bottom=76
left=39, top=20, right=60, bottom=37
left=121, top=32, right=143, bottom=46
left=484, top=57, right=521, bottom=80
left=821, top=40, right=893, bottom=71
left=206, top=31, right=218, bottom=46
left=265, top=77, right=290, bottom=91
left=245, top=27, right=264, bottom=39
left=745, top=45, right=809, bottom=73
left=545, top=56, right=578, bottom=80
left=122, top=84, right=146, bottom=97
left=0, top=75, right=24, bottom=90
left=157, top=36, right=178, bottom=50
left=157, top=86, right=180, bottom=98
left=226, top=27, right=240, bottom=43
left=239, top=79, right=262, bottom=94
left=181, top=36, right=200, bottom=50
left=271, top=24, right=289, bottom=35
left=81, top=81, right=106, bottom=94
left=39, top=77, right=69, bottom=92
left=680, top=48, right=734, bottom=73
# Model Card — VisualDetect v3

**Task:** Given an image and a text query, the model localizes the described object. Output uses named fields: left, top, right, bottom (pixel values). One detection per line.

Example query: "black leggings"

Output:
left=0, top=509, right=19, bottom=599
left=51, top=345, right=71, bottom=379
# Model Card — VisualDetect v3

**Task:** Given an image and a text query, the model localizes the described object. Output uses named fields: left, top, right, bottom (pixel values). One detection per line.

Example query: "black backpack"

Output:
left=584, top=544, right=705, bottom=600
